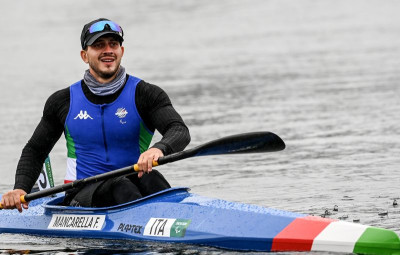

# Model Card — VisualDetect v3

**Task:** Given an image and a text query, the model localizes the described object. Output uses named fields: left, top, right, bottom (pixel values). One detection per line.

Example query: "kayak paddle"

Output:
left=0, top=131, right=285, bottom=208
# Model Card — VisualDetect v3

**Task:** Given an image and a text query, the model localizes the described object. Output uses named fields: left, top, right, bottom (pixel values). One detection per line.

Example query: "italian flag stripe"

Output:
left=353, top=227, right=400, bottom=254
left=272, top=215, right=400, bottom=253
left=271, top=216, right=335, bottom=251
left=312, top=221, right=368, bottom=252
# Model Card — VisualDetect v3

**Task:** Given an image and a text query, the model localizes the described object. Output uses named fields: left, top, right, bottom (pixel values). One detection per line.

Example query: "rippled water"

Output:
left=1, top=0, right=400, bottom=254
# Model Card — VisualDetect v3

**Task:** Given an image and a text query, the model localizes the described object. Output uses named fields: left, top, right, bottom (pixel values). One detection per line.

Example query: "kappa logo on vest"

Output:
left=115, top=108, right=128, bottom=124
left=74, top=110, right=93, bottom=120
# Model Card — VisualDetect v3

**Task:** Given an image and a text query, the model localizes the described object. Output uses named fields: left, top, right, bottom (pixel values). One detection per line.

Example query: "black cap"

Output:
left=80, top=18, right=124, bottom=49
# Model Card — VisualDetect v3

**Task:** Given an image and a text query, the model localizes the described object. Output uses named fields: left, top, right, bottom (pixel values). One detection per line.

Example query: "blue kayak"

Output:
left=0, top=187, right=399, bottom=254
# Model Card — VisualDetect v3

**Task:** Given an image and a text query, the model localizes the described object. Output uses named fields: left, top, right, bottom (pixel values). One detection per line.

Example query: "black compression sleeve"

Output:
left=14, top=89, right=68, bottom=192
left=135, top=81, right=191, bottom=155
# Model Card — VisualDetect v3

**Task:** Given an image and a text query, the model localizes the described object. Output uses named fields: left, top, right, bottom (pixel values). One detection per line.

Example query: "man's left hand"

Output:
left=137, top=148, right=163, bottom=178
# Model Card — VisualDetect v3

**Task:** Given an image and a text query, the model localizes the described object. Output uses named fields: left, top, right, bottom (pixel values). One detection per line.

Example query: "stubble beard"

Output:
left=89, top=59, right=121, bottom=80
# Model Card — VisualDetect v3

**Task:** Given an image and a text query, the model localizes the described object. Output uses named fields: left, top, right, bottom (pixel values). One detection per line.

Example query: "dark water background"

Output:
left=1, top=0, right=400, bottom=254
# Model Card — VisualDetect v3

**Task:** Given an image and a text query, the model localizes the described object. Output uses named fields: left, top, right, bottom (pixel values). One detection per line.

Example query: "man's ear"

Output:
left=80, top=50, right=88, bottom=63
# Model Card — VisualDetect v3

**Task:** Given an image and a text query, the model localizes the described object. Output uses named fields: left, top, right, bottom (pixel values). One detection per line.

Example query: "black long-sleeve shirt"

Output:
left=14, top=76, right=190, bottom=192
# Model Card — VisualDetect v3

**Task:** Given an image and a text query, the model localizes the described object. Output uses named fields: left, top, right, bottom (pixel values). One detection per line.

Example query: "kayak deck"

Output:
left=0, top=187, right=400, bottom=254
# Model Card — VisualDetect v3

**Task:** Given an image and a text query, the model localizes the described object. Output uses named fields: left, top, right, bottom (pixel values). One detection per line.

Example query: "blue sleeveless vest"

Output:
left=64, top=75, right=153, bottom=182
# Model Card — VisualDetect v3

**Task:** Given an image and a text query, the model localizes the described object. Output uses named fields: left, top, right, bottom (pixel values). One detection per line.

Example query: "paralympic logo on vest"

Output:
left=115, top=108, right=128, bottom=118
left=115, top=108, right=128, bottom=124
left=74, top=110, right=93, bottom=120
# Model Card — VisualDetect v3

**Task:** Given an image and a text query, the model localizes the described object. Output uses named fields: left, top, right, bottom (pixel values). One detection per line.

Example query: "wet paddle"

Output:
left=0, top=131, right=285, bottom=208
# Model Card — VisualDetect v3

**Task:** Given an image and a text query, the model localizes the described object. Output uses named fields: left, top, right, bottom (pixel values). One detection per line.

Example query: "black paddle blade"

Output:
left=158, top=132, right=285, bottom=165
left=194, top=132, right=285, bottom=156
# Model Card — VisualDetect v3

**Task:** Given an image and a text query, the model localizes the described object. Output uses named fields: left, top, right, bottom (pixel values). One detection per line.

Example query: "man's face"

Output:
left=81, top=36, right=124, bottom=82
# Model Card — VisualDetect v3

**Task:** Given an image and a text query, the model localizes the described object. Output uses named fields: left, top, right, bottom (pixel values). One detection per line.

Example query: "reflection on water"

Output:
left=1, top=0, right=400, bottom=254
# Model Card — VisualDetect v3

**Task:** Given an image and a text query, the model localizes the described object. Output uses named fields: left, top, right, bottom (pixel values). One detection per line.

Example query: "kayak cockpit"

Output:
left=42, top=187, right=191, bottom=212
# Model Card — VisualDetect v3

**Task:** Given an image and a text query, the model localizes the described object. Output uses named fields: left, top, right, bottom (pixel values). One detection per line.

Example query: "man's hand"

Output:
left=0, top=189, right=28, bottom=213
left=137, top=148, right=163, bottom=178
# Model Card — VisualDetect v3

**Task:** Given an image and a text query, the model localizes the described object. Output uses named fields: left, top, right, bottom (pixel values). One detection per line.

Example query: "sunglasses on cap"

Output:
left=88, top=20, right=123, bottom=35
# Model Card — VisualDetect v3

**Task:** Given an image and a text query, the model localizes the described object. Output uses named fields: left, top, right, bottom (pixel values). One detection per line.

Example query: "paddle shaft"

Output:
left=22, top=164, right=147, bottom=202
left=1, top=131, right=284, bottom=207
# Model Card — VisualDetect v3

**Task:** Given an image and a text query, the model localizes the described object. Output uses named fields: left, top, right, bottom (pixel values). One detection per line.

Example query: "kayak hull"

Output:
left=0, top=187, right=399, bottom=254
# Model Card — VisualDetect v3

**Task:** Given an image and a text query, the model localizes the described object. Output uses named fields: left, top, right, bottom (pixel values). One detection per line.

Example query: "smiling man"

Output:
left=1, top=18, right=191, bottom=211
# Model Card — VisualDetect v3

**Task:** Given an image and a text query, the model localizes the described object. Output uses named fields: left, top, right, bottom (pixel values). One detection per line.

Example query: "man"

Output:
left=1, top=18, right=190, bottom=212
